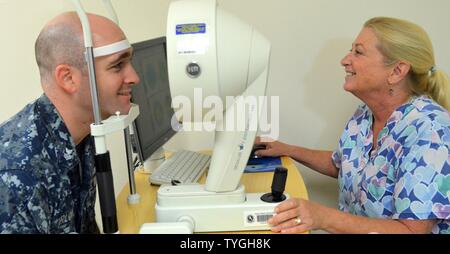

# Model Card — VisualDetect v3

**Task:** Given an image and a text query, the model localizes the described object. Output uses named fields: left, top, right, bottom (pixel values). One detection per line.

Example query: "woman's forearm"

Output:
left=286, top=146, right=339, bottom=178
left=320, top=205, right=434, bottom=234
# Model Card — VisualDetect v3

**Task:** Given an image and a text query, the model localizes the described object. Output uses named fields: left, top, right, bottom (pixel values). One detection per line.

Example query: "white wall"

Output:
left=1, top=0, right=449, bottom=230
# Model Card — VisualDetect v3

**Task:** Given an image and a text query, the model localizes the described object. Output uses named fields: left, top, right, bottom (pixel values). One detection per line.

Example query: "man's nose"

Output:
left=126, top=65, right=140, bottom=85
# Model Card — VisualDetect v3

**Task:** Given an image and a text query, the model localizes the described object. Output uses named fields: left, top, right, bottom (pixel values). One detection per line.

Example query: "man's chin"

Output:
left=101, top=106, right=131, bottom=119
left=115, top=106, right=131, bottom=116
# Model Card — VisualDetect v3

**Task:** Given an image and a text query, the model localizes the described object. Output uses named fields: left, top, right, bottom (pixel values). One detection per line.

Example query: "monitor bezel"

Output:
left=130, top=36, right=177, bottom=165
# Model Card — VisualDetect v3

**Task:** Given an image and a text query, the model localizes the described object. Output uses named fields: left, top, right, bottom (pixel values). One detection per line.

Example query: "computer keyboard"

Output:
left=149, top=150, right=211, bottom=185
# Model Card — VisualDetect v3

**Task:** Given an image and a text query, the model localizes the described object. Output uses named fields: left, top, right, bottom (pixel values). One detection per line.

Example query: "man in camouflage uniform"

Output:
left=0, top=12, right=139, bottom=233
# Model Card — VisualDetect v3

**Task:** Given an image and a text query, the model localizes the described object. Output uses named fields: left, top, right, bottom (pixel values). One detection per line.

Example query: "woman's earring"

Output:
left=388, top=79, right=394, bottom=96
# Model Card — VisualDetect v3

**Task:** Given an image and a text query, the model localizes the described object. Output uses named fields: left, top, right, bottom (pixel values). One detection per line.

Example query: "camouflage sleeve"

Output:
left=0, top=170, right=49, bottom=234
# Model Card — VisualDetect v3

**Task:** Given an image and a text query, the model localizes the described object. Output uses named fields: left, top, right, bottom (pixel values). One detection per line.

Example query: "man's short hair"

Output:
left=35, top=23, right=86, bottom=82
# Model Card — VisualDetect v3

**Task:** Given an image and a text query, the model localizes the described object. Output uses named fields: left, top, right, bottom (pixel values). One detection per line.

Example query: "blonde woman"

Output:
left=257, top=17, right=450, bottom=234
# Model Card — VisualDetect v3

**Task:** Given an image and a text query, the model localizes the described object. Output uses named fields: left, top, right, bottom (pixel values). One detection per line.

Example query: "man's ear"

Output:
left=388, top=61, right=411, bottom=85
left=54, top=64, right=78, bottom=94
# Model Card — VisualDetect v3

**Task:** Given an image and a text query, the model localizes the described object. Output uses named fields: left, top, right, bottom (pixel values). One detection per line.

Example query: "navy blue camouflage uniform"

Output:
left=0, top=94, right=99, bottom=233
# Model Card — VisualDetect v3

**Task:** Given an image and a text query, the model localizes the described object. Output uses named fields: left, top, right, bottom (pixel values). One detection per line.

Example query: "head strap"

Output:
left=93, top=39, right=131, bottom=58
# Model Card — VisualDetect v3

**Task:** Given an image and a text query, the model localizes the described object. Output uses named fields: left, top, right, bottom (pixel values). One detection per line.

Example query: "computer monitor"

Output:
left=130, top=37, right=179, bottom=169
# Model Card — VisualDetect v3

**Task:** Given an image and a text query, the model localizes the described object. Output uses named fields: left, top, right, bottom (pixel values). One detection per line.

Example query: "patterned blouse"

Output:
left=332, top=96, right=450, bottom=234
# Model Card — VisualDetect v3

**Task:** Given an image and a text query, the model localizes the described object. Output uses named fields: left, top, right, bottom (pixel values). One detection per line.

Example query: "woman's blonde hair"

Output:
left=364, top=17, right=450, bottom=110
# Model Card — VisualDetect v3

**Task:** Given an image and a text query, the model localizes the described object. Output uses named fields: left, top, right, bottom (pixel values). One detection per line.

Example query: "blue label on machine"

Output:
left=176, top=23, right=206, bottom=35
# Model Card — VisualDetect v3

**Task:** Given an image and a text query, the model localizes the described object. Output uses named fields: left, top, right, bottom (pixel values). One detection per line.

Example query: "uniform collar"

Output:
left=35, top=94, right=80, bottom=171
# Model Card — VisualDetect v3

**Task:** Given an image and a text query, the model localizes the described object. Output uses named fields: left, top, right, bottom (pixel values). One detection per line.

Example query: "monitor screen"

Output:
left=130, top=36, right=177, bottom=164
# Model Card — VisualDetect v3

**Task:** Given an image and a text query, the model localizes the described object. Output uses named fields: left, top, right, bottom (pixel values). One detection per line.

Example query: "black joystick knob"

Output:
left=261, top=167, right=288, bottom=203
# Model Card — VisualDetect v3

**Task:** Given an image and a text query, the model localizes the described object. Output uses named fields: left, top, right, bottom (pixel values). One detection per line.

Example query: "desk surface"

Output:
left=116, top=156, right=309, bottom=234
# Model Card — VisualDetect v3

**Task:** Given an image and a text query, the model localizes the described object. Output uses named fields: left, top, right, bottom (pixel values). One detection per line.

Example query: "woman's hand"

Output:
left=254, top=136, right=293, bottom=158
left=268, top=198, right=326, bottom=234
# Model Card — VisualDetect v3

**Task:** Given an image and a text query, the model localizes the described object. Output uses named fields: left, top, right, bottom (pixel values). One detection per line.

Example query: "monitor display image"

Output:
left=130, top=37, right=177, bottom=164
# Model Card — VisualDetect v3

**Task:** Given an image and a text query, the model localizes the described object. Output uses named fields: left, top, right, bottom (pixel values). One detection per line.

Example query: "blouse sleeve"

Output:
left=332, top=148, right=342, bottom=170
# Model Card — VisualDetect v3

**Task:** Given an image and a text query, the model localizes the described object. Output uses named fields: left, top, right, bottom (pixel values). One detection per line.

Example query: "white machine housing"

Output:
left=167, top=0, right=270, bottom=192
left=140, top=0, right=280, bottom=233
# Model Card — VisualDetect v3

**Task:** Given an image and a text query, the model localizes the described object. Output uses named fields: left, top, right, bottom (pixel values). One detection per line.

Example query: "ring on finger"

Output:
left=294, top=217, right=302, bottom=224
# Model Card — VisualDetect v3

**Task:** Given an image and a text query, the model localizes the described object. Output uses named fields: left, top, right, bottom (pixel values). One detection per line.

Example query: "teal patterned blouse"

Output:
left=332, top=96, right=450, bottom=234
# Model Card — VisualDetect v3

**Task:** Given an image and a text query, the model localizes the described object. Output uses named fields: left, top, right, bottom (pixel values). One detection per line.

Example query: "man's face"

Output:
left=74, top=15, right=141, bottom=120
left=92, top=47, right=140, bottom=119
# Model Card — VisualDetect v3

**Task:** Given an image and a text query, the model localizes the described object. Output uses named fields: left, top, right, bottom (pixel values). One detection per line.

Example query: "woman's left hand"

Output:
left=268, top=198, right=325, bottom=234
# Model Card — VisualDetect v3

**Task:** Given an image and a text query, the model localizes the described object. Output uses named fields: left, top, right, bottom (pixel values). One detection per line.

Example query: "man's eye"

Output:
left=112, top=62, right=124, bottom=71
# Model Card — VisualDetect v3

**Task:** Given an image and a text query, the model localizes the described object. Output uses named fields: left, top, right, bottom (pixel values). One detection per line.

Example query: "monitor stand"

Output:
left=142, top=147, right=166, bottom=174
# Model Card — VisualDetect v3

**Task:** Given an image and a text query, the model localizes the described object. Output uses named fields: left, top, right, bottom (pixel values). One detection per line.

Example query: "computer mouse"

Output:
left=249, top=144, right=266, bottom=159
left=171, top=179, right=181, bottom=186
